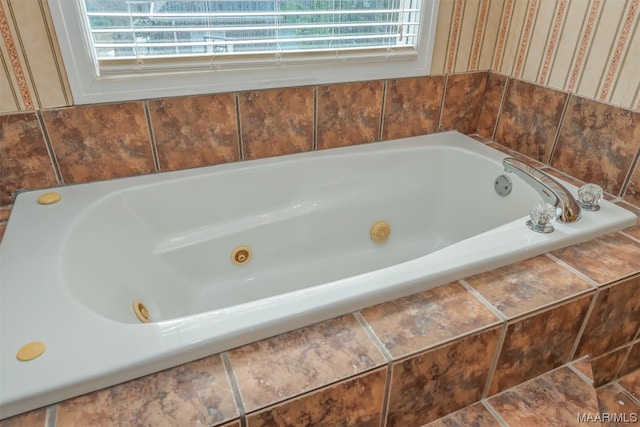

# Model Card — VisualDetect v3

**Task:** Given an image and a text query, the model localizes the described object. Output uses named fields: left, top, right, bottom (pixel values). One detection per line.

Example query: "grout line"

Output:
left=615, top=381, right=640, bottom=408
left=568, top=290, right=599, bottom=361
left=378, top=79, right=387, bottom=142
left=481, top=399, right=510, bottom=427
left=619, top=144, right=639, bottom=198
left=36, top=111, right=64, bottom=184
left=491, top=74, right=509, bottom=142
left=545, top=253, right=600, bottom=288
left=459, top=279, right=507, bottom=322
left=567, top=361, right=596, bottom=387
left=46, top=404, right=57, bottom=427
left=620, top=230, right=640, bottom=245
left=234, top=93, right=244, bottom=161
left=353, top=312, right=393, bottom=362
left=379, top=364, right=393, bottom=427
left=221, top=352, right=247, bottom=425
left=614, top=344, right=633, bottom=380
left=547, top=92, right=571, bottom=166
left=437, top=73, right=449, bottom=131
left=143, top=101, right=161, bottom=172
left=312, top=85, right=317, bottom=151
left=482, top=322, right=508, bottom=399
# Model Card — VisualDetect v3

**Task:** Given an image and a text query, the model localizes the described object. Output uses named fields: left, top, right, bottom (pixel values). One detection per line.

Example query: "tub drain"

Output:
left=133, top=300, right=151, bottom=323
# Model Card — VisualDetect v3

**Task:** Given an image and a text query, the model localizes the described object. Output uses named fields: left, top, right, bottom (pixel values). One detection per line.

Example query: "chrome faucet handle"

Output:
left=577, top=183, right=603, bottom=211
left=527, top=202, right=557, bottom=233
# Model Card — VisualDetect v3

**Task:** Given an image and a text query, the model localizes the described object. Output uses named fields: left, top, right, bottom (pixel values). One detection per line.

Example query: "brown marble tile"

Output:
left=625, top=162, right=640, bottom=207
left=476, top=73, right=508, bottom=140
left=0, top=206, right=10, bottom=223
left=489, top=366, right=600, bottom=427
left=246, top=367, right=386, bottom=427
left=228, top=314, right=385, bottom=412
left=552, top=233, right=640, bottom=285
left=56, top=355, right=237, bottom=426
left=495, top=79, right=568, bottom=164
left=316, top=81, right=383, bottom=150
left=619, top=370, right=640, bottom=401
left=219, top=421, right=241, bottom=427
left=422, top=402, right=499, bottom=427
left=385, top=327, right=501, bottom=427
left=148, top=93, right=239, bottom=171
left=551, top=96, right=640, bottom=196
left=488, top=295, right=592, bottom=395
left=360, top=281, right=500, bottom=359
left=465, top=255, right=594, bottom=318
left=42, top=102, right=155, bottom=184
left=575, top=276, right=640, bottom=359
left=596, top=383, right=640, bottom=427
left=592, top=347, right=628, bottom=387
left=0, top=112, right=57, bottom=205
left=0, top=224, right=5, bottom=243
left=620, top=342, right=640, bottom=377
left=0, top=408, right=47, bottom=427
left=624, top=225, right=640, bottom=240
left=572, top=356, right=595, bottom=382
left=468, top=134, right=491, bottom=143
left=440, top=72, right=488, bottom=135
left=239, top=87, right=313, bottom=160
left=381, top=75, right=444, bottom=140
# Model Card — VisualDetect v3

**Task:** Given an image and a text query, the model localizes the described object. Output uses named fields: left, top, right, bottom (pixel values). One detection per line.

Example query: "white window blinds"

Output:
left=82, top=0, right=423, bottom=74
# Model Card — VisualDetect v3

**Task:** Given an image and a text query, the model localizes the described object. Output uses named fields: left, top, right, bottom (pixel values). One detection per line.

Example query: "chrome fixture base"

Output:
left=577, top=200, right=601, bottom=211
left=526, top=219, right=554, bottom=233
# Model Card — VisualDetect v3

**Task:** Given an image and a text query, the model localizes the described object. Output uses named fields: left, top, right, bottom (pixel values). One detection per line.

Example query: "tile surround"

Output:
left=620, top=342, right=640, bottom=377
left=40, top=102, right=155, bottom=184
left=0, top=112, right=57, bottom=205
left=238, top=87, right=314, bottom=160
left=551, top=95, right=640, bottom=196
left=316, top=80, right=383, bottom=150
left=227, top=314, right=385, bottom=413
left=590, top=347, right=629, bottom=387
left=552, top=233, right=640, bottom=285
left=245, top=367, right=386, bottom=427
left=488, top=366, right=600, bottom=427
left=148, top=93, right=239, bottom=171
left=464, top=254, right=594, bottom=318
left=422, top=402, right=499, bottom=427
left=385, top=327, right=501, bottom=427
left=619, top=370, right=640, bottom=402
left=487, top=295, right=592, bottom=395
left=596, top=382, right=640, bottom=426
left=55, top=355, right=238, bottom=427
left=381, top=75, right=444, bottom=140
left=495, top=79, right=568, bottom=163
left=439, top=71, right=488, bottom=134
left=575, top=276, right=640, bottom=359
left=476, top=72, right=508, bottom=140
left=360, top=281, right=500, bottom=359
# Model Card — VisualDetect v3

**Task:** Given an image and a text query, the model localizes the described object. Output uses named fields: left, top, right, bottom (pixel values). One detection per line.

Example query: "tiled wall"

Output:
left=2, top=0, right=640, bottom=112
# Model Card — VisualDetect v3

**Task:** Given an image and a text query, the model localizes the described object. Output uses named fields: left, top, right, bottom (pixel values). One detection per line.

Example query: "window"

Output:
left=49, top=0, right=439, bottom=104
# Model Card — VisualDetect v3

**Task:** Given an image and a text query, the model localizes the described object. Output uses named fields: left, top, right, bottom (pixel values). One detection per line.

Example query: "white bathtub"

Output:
left=0, top=131, right=635, bottom=417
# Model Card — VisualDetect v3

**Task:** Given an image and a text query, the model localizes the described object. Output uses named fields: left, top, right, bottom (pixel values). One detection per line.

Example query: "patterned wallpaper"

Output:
left=0, top=0, right=639, bottom=113
left=432, top=0, right=640, bottom=110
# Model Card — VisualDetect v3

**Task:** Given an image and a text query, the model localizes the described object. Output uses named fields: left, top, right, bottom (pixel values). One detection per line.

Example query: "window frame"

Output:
left=48, top=0, right=440, bottom=105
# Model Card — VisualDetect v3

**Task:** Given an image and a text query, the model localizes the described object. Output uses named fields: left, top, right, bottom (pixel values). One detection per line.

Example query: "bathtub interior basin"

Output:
left=0, top=131, right=636, bottom=418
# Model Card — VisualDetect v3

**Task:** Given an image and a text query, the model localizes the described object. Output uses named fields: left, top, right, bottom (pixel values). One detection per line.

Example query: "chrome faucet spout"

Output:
left=502, top=157, right=580, bottom=223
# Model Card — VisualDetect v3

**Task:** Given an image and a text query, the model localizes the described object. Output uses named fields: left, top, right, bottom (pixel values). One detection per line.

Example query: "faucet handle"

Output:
left=527, top=202, right=557, bottom=233
left=577, top=183, right=603, bottom=211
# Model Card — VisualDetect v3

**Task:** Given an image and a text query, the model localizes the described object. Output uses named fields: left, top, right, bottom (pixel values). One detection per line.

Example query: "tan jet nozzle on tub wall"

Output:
left=231, top=246, right=252, bottom=265
left=370, top=221, right=391, bottom=243
left=133, top=300, right=151, bottom=323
